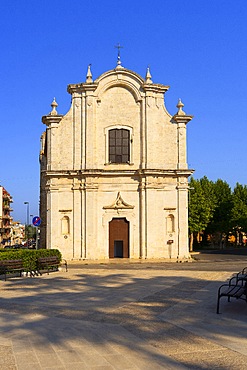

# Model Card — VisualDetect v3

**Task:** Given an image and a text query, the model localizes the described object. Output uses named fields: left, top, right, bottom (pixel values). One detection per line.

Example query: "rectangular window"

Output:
left=109, top=129, right=130, bottom=163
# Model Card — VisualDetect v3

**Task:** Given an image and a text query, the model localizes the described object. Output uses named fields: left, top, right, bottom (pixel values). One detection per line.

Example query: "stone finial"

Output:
left=176, top=98, right=186, bottom=116
left=145, top=66, right=153, bottom=84
left=172, top=98, right=193, bottom=125
left=50, top=98, right=58, bottom=116
left=86, top=64, right=93, bottom=83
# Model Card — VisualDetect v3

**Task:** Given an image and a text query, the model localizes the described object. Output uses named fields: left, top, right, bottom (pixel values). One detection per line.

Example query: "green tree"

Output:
left=188, top=177, right=216, bottom=251
left=231, top=183, right=247, bottom=243
left=205, top=179, right=233, bottom=248
left=25, top=225, right=36, bottom=240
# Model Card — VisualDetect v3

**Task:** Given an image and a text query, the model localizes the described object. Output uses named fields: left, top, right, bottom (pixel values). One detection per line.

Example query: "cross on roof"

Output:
left=115, top=43, right=123, bottom=66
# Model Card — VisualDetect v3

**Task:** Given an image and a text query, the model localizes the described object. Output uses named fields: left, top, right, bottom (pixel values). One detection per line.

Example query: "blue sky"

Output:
left=0, top=0, right=246, bottom=223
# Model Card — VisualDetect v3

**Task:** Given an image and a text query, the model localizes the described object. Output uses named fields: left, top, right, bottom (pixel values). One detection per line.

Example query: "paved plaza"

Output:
left=0, top=253, right=247, bottom=369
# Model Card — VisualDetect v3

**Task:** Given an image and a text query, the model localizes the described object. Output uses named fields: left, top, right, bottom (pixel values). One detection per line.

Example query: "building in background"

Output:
left=40, top=59, right=193, bottom=260
left=0, top=186, right=13, bottom=246
left=11, top=221, right=25, bottom=246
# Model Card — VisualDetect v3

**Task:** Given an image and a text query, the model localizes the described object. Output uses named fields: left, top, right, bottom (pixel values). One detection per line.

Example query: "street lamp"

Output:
left=24, top=202, right=29, bottom=243
left=24, top=202, right=29, bottom=225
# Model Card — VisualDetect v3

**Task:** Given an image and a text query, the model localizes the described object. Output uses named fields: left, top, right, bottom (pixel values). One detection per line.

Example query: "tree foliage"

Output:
left=188, top=177, right=215, bottom=234
left=231, top=183, right=247, bottom=230
left=206, top=179, right=232, bottom=235
left=188, top=177, right=216, bottom=251
left=188, top=177, right=247, bottom=250
left=25, top=225, right=36, bottom=240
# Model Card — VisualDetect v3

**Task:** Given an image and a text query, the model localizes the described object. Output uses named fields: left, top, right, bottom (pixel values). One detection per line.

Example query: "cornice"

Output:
left=94, top=68, right=145, bottom=85
left=41, top=168, right=194, bottom=178
left=142, top=83, right=169, bottom=94
left=42, top=114, right=63, bottom=126
left=67, top=82, right=98, bottom=94
left=172, top=114, right=193, bottom=125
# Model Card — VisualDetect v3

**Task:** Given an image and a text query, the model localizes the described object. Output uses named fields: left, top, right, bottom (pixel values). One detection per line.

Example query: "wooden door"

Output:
left=109, top=218, right=129, bottom=258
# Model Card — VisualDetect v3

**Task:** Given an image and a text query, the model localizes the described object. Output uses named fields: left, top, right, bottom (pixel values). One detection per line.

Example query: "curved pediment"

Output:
left=95, top=68, right=144, bottom=85
left=95, top=68, right=144, bottom=103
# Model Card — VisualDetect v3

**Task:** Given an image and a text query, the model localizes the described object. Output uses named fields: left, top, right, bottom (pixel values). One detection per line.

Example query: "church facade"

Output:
left=39, top=60, right=193, bottom=260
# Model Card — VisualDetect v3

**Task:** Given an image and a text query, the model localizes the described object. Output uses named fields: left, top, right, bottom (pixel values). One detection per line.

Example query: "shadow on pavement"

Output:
left=0, top=263, right=247, bottom=369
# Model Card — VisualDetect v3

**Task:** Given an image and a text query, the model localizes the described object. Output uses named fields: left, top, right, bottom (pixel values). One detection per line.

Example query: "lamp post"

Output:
left=24, top=202, right=29, bottom=243
left=24, top=202, right=29, bottom=225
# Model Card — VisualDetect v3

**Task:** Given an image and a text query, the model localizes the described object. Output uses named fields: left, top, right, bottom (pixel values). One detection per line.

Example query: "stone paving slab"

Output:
left=0, top=262, right=246, bottom=369
left=160, top=279, right=247, bottom=357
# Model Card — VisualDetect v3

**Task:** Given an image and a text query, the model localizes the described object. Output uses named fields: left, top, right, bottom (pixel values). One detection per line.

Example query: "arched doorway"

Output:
left=109, top=218, right=129, bottom=258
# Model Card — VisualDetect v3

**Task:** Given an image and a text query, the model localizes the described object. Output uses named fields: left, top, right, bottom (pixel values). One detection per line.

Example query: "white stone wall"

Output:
left=40, top=66, right=193, bottom=260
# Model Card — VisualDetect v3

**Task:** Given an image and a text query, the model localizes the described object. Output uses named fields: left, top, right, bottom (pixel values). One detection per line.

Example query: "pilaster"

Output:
left=172, top=99, right=193, bottom=170
left=42, top=99, right=63, bottom=171
left=176, top=180, right=190, bottom=258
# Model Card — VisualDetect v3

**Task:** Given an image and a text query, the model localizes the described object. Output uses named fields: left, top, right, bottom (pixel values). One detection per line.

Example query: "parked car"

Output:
left=5, top=244, right=20, bottom=249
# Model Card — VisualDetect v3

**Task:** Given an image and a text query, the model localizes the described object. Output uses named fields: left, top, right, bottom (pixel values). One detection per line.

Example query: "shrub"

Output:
left=0, top=249, right=62, bottom=272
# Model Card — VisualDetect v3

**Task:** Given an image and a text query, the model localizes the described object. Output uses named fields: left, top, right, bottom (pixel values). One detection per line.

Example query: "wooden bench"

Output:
left=37, top=256, right=68, bottom=275
left=217, top=280, right=247, bottom=314
left=0, top=259, right=25, bottom=281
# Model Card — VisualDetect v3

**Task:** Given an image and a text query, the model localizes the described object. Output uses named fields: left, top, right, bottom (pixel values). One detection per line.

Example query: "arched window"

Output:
left=166, top=214, right=175, bottom=233
left=61, top=216, right=70, bottom=235
left=109, top=128, right=130, bottom=163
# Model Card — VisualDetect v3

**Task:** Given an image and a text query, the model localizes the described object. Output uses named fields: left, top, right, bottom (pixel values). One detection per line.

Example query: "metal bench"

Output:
left=0, top=259, right=25, bottom=281
left=216, top=280, right=247, bottom=314
left=229, top=267, right=247, bottom=285
left=37, top=256, right=68, bottom=275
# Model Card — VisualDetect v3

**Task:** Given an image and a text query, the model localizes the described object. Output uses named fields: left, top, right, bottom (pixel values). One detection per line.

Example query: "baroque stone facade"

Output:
left=39, top=61, right=193, bottom=260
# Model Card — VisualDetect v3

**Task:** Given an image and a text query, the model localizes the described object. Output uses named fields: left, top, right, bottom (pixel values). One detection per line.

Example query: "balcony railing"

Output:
left=2, top=214, right=11, bottom=219
left=3, top=194, right=12, bottom=201
left=3, top=205, right=13, bottom=211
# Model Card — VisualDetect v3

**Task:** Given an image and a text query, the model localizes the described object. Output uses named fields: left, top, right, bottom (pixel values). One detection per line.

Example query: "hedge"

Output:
left=0, top=249, right=62, bottom=272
